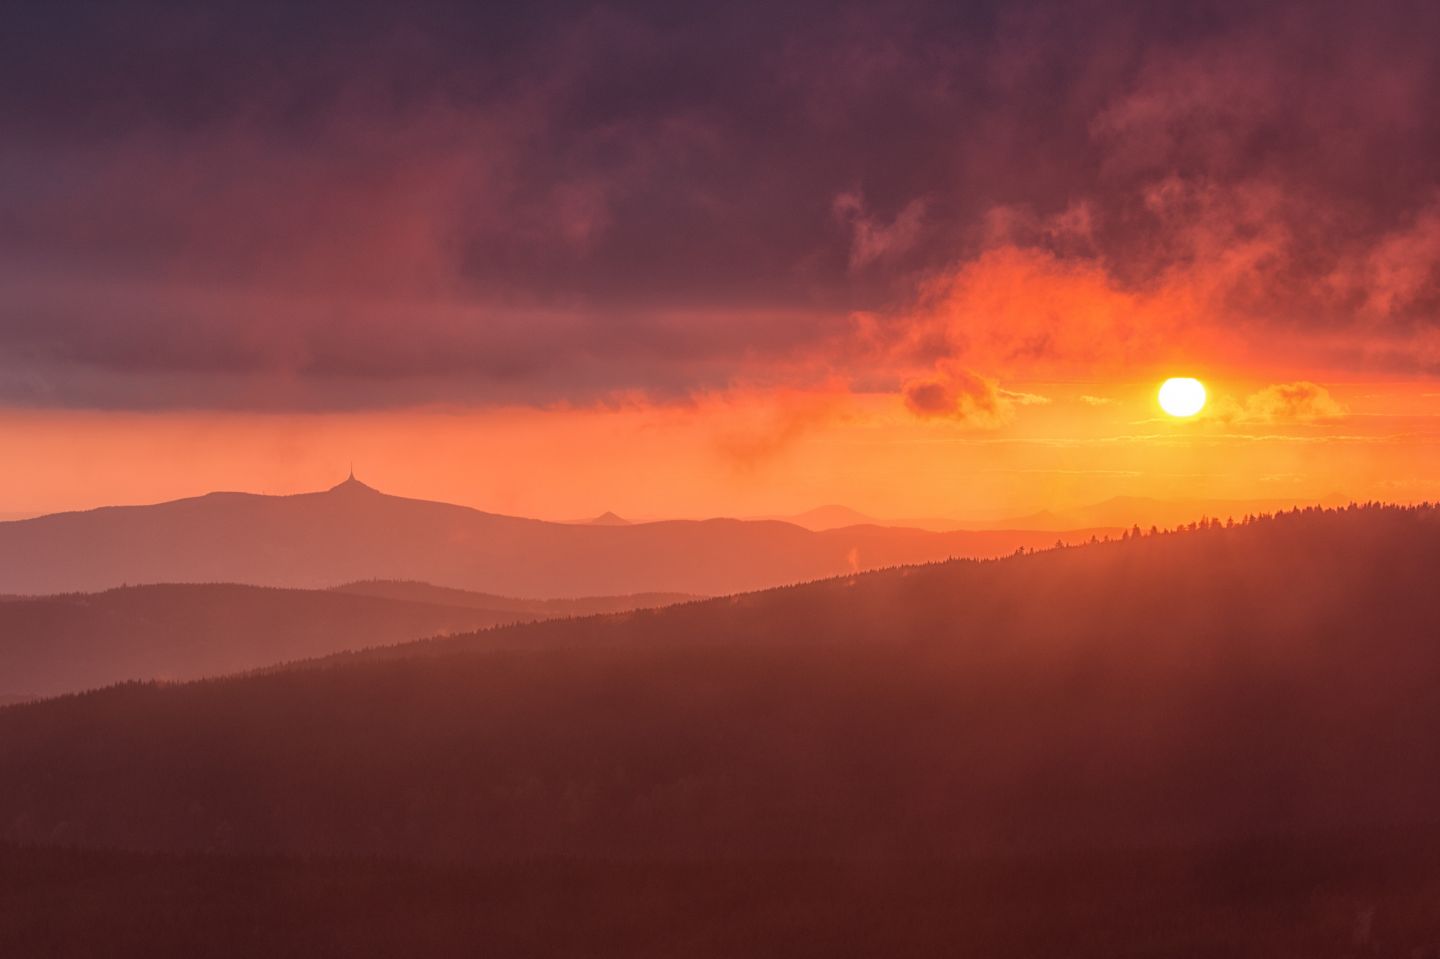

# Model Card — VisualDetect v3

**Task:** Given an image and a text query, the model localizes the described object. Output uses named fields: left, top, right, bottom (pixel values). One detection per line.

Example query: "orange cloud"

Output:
left=1240, top=382, right=1348, bottom=423
left=900, top=362, right=1045, bottom=428
left=1325, top=199, right=1440, bottom=320
left=710, top=388, right=852, bottom=471
left=901, top=245, right=1205, bottom=379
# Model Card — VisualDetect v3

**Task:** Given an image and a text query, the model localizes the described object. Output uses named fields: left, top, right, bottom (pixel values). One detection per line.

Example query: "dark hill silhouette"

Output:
left=0, top=504, right=1437, bottom=863
left=7, top=831, right=1440, bottom=958
left=0, top=478, right=1118, bottom=597
left=0, top=583, right=689, bottom=700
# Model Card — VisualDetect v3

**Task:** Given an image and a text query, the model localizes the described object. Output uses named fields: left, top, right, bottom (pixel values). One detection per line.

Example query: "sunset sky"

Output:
left=5, top=0, right=1440, bottom=521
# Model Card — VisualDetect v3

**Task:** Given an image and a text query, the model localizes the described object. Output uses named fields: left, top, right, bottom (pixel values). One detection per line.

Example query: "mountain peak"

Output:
left=328, top=471, right=379, bottom=495
left=590, top=511, right=631, bottom=526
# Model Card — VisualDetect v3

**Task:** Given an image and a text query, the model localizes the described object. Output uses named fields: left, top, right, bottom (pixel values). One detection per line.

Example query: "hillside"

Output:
left=0, top=476, right=1117, bottom=596
left=329, top=579, right=696, bottom=615
left=0, top=583, right=688, bottom=699
left=1, top=504, right=1437, bottom=863
left=6, top=833, right=1440, bottom=958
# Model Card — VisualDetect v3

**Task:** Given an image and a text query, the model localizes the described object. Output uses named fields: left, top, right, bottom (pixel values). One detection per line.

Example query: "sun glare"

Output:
left=1158, top=377, right=1207, bottom=418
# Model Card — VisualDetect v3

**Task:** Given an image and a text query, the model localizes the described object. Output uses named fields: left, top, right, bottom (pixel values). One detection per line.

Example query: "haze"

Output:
left=5, top=1, right=1440, bottom=955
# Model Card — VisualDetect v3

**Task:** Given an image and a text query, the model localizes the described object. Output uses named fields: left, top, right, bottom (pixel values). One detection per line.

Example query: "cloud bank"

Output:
left=2, top=0, right=1439, bottom=410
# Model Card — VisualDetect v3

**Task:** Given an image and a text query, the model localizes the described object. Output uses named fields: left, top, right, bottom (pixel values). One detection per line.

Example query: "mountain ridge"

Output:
left=0, top=582, right=692, bottom=699
left=0, top=480, right=1120, bottom=597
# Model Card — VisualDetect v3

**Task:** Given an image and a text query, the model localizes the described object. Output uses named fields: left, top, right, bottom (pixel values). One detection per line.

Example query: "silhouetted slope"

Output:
left=7, top=833, right=1440, bottom=959
left=0, top=478, right=1117, bottom=596
left=0, top=583, right=684, bottom=699
left=1, top=505, right=1436, bottom=862
left=330, top=579, right=696, bottom=615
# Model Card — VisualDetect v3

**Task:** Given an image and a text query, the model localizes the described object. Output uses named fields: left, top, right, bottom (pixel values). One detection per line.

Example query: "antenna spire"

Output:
left=348, top=462, right=355, bottom=482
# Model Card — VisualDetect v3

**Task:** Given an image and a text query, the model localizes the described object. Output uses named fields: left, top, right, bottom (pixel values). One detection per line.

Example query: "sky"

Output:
left=4, top=0, right=1440, bottom=521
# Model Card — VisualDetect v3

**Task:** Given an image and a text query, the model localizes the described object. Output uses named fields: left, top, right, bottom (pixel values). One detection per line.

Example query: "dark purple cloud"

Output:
left=3, top=0, right=1440, bottom=409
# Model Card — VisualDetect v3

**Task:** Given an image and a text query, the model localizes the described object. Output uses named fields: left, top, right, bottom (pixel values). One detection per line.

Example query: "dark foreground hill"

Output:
left=0, top=583, right=687, bottom=700
left=0, top=476, right=1117, bottom=596
left=6, top=832, right=1440, bottom=958
left=1, top=504, right=1438, bottom=864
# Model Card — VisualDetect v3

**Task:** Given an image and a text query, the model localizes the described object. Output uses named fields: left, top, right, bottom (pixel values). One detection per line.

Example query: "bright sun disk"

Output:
left=1158, top=377, right=1207, bottom=417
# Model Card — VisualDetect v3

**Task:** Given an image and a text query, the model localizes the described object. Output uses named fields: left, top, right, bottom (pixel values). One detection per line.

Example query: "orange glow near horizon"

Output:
left=8, top=1, right=1440, bottom=538
left=3, top=376, right=1440, bottom=525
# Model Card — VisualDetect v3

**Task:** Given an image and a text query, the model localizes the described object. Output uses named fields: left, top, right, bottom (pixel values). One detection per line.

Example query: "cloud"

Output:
left=998, top=388, right=1051, bottom=407
left=712, top=389, right=850, bottom=470
left=901, top=363, right=1038, bottom=428
left=833, top=192, right=929, bottom=269
left=906, top=246, right=1171, bottom=373
left=1326, top=200, right=1440, bottom=319
left=1240, top=382, right=1348, bottom=423
left=3, top=0, right=1440, bottom=410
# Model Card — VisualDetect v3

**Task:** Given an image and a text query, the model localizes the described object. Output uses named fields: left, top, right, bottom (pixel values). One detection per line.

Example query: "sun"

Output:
left=1158, top=377, right=1207, bottom=417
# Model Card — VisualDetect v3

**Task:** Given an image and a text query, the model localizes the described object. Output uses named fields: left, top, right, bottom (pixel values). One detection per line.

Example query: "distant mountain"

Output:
left=587, top=511, right=632, bottom=526
left=0, top=476, right=1118, bottom=597
left=2, top=504, right=1437, bottom=863
left=765, top=503, right=997, bottom=532
left=777, top=504, right=880, bottom=530
left=0, top=582, right=688, bottom=700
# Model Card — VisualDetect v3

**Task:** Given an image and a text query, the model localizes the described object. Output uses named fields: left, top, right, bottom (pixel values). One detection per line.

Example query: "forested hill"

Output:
left=2, top=504, right=1438, bottom=862
left=0, top=583, right=689, bottom=699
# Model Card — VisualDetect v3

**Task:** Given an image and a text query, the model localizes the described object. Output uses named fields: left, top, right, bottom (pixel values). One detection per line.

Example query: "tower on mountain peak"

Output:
left=329, top=466, right=376, bottom=494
